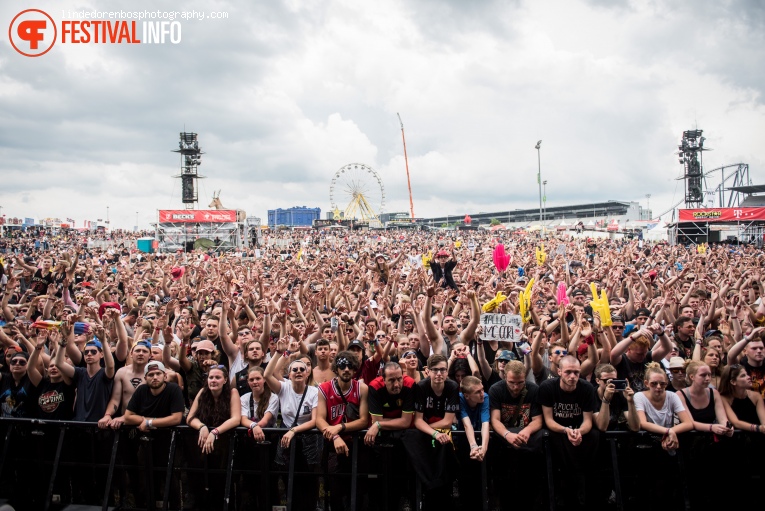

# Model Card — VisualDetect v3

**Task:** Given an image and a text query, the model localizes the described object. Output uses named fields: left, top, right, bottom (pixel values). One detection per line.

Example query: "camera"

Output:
left=611, top=380, right=627, bottom=391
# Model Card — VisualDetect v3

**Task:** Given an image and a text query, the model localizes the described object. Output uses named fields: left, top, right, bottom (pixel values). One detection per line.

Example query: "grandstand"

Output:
left=420, top=200, right=651, bottom=229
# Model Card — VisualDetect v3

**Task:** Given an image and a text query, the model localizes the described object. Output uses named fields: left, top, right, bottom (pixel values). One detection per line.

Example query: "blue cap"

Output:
left=86, top=339, right=103, bottom=351
left=622, top=324, right=637, bottom=339
left=135, top=340, right=152, bottom=350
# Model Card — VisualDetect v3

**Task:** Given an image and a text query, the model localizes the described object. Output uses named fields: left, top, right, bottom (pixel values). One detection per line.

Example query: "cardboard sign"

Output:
left=480, top=313, right=523, bottom=342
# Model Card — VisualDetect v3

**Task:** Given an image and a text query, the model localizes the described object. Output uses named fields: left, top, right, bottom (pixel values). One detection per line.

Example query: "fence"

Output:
left=0, top=418, right=762, bottom=511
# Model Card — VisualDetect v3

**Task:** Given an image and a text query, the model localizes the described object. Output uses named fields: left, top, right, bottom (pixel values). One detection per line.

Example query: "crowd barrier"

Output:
left=0, top=417, right=762, bottom=511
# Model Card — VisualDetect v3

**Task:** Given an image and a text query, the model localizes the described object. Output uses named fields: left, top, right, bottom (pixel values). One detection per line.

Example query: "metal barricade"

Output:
left=0, top=418, right=763, bottom=511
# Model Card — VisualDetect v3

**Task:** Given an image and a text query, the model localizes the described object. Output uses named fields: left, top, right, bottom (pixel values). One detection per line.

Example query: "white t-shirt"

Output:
left=240, top=392, right=280, bottom=425
left=276, top=379, right=318, bottom=428
left=229, top=352, right=247, bottom=382
left=634, top=391, right=686, bottom=428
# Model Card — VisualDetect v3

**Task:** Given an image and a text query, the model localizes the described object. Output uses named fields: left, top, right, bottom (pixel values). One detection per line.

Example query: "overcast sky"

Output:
left=1, top=0, right=763, bottom=229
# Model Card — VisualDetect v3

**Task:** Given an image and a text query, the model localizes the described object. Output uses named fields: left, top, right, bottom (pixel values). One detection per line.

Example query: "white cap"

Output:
left=144, top=361, right=167, bottom=375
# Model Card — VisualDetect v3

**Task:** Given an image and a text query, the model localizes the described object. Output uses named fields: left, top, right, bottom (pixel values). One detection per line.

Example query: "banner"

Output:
left=479, top=313, right=523, bottom=342
left=158, top=210, right=237, bottom=223
left=678, top=208, right=765, bottom=223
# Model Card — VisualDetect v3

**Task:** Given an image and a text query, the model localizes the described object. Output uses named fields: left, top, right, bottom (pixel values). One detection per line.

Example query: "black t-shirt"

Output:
left=233, top=363, right=267, bottom=397
left=614, top=353, right=656, bottom=392
left=30, top=269, right=54, bottom=294
left=537, top=378, right=596, bottom=429
left=126, top=382, right=185, bottom=418
left=674, top=336, right=694, bottom=359
left=72, top=366, right=114, bottom=422
left=0, top=374, right=35, bottom=418
left=482, top=370, right=501, bottom=391
left=413, top=378, right=460, bottom=424
left=594, top=390, right=630, bottom=431
left=33, top=378, right=76, bottom=420
left=368, top=375, right=416, bottom=419
left=488, top=380, right=541, bottom=429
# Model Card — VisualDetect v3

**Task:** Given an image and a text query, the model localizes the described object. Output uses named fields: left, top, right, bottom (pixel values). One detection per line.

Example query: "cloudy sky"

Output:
left=1, top=0, right=763, bottom=229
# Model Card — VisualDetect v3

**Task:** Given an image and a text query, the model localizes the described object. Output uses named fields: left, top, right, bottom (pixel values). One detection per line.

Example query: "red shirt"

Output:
left=318, top=378, right=362, bottom=426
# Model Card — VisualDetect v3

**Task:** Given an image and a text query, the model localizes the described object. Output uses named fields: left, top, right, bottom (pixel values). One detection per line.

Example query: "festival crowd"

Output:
left=0, top=227, right=764, bottom=510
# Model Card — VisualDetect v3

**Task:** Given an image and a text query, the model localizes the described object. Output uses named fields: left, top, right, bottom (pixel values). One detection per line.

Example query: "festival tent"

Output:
left=645, top=220, right=669, bottom=242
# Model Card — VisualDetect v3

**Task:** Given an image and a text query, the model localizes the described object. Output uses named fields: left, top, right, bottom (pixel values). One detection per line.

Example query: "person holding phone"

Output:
left=593, top=363, right=640, bottom=432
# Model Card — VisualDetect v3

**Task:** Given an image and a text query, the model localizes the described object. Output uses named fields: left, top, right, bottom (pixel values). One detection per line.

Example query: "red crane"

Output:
left=397, top=113, right=416, bottom=222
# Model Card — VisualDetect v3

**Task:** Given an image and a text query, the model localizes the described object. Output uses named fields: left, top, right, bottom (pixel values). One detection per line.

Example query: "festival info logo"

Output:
left=9, top=9, right=57, bottom=57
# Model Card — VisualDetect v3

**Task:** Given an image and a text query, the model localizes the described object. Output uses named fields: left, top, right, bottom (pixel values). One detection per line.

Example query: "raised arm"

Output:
left=263, top=339, right=287, bottom=394
left=54, top=322, right=76, bottom=380
left=460, top=290, right=480, bottom=343
left=727, top=327, right=764, bottom=364
left=218, top=300, right=240, bottom=363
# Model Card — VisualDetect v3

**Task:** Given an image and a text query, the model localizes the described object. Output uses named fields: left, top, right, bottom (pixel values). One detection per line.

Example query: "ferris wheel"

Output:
left=329, top=163, right=385, bottom=222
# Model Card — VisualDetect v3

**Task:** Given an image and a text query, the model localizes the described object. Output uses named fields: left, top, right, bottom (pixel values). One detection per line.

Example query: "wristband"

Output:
left=709, top=424, right=713, bottom=432
left=332, top=435, right=340, bottom=441
left=751, top=424, right=757, bottom=432
left=283, top=350, right=291, bottom=357
left=199, top=424, right=207, bottom=431
left=431, top=431, right=438, bottom=448
left=340, top=423, right=347, bottom=432
left=503, top=431, right=511, bottom=440
left=250, top=423, right=259, bottom=430
left=470, top=444, right=479, bottom=450
left=375, top=421, right=382, bottom=436
left=148, top=419, right=155, bottom=429
left=665, top=428, right=671, bottom=437
left=211, top=428, right=220, bottom=439
left=602, top=399, right=611, bottom=405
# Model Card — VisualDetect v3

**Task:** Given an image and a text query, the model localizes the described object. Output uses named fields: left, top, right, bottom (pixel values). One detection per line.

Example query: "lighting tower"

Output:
left=172, top=132, right=205, bottom=209
left=677, top=130, right=710, bottom=209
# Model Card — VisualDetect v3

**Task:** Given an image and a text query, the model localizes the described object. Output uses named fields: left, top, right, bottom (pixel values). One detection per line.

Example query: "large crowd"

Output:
left=0, top=227, right=764, bottom=510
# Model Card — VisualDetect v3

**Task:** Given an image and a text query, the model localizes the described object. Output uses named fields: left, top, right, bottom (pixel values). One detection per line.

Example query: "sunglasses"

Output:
left=376, top=334, right=386, bottom=338
left=553, top=350, right=568, bottom=356
left=336, top=362, right=354, bottom=370
left=84, top=349, right=99, bottom=356
left=291, top=366, right=307, bottom=373
left=10, top=359, right=27, bottom=366
left=179, top=301, right=189, bottom=304
left=649, top=381, right=668, bottom=388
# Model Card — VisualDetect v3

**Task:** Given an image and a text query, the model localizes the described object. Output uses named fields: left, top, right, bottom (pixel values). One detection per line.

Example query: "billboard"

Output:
left=678, top=208, right=765, bottom=222
left=158, top=210, right=237, bottom=223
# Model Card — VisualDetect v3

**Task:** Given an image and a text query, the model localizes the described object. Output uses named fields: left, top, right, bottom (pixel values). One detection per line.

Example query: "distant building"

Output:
left=422, top=201, right=649, bottom=228
left=268, top=207, right=321, bottom=228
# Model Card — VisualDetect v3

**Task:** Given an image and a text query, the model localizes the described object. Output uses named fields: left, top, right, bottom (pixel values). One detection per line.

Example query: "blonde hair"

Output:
left=644, top=361, right=666, bottom=382
left=460, top=375, right=483, bottom=393
left=685, top=360, right=707, bottom=384
left=505, top=360, right=525, bottom=377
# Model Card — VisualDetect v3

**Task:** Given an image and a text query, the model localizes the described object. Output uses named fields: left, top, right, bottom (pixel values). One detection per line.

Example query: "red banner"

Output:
left=158, top=210, right=238, bottom=223
left=678, top=208, right=765, bottom=222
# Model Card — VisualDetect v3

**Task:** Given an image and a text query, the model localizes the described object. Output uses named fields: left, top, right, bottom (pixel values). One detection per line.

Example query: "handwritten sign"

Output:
left=480, top=314, right=523, bottom=342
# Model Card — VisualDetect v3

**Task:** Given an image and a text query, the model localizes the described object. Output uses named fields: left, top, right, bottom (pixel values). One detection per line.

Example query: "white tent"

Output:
left=645, top=220, right=669, bottom=241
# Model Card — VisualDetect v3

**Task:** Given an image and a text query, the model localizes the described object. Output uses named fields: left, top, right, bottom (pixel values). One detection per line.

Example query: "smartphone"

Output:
left=611, top=380, right=627, bottom=391
left=330, top=317, right=338, bottom=333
